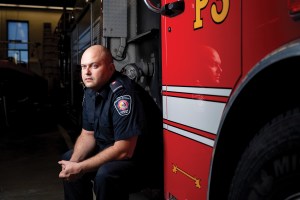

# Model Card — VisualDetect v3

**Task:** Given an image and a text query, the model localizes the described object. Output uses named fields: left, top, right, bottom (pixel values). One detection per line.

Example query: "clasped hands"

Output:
left=58, top=160, right=83, bottom=181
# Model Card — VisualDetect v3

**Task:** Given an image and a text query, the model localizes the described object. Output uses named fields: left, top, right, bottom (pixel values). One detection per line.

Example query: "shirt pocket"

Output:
left=95, top=119, right=114, bottom=150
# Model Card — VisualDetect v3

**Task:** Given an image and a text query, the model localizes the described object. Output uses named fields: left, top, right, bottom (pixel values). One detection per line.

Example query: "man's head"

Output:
left=199, top=46, right=222, bottom=84
left=207, top=47, right=222, bottom=84
left=81, top=45, right=115, bottom=91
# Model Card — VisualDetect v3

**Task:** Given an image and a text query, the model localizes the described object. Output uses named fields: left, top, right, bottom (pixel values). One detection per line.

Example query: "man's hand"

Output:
left=58, top=160, right=84, bottom=181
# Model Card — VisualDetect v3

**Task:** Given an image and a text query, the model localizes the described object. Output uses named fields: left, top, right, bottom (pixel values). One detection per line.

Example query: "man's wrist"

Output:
left=78, top=161, right=87, bottom=174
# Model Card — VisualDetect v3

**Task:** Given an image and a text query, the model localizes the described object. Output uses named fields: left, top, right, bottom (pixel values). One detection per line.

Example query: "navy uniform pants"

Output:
left=61, top=150, right=142, bottom=200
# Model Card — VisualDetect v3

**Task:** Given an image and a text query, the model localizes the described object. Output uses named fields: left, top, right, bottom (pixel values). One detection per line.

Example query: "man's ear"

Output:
left=109, top=63, right=115, bottom=72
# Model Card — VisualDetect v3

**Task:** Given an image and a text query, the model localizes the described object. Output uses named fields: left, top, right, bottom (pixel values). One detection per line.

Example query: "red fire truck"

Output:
left=151, top=0, right=300, bottom=199
left=65, top=0, right=300, bottom=199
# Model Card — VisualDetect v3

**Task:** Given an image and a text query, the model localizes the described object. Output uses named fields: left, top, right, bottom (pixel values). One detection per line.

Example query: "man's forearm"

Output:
left=79, top=136, right=138, bottom=173
left=70, top=129, right=96, bottom=162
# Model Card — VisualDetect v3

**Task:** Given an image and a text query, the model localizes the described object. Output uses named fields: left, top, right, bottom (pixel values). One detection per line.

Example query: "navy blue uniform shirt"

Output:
left=82, top=71, right=146, bottom=151
left=82, top=71, right=163, bottom=188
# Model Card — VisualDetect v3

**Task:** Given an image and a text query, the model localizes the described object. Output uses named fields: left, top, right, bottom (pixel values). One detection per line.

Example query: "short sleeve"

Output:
left=111, top=89, right=146, bottom=141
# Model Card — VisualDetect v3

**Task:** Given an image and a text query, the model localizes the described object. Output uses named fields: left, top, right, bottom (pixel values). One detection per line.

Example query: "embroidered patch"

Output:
left=114, top=95, right=131, bottom=116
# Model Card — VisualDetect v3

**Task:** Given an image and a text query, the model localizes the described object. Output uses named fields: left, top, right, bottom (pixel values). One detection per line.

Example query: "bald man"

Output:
left=58, top=45, right=163, bottom=200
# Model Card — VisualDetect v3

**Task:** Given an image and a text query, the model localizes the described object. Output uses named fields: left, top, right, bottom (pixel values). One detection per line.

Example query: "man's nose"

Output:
left=217, top=65, right=223, bottom=73
left=84, top=67, right=91, bottom=75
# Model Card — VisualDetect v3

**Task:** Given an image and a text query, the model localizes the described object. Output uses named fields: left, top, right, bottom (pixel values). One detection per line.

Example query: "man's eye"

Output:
left=92, top=64, right=99, bottom=69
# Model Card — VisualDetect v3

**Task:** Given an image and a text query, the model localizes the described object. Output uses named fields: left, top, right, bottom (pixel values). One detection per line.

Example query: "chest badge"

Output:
left=114, top=95, right=132, bottom=116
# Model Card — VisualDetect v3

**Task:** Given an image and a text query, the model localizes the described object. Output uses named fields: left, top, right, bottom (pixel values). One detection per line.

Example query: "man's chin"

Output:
left=83, top=83, right=95, bottom=88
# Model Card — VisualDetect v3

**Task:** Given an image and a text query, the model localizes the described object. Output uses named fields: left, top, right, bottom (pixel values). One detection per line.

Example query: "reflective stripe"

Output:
left=162, top=86, right=231, bottom=97
left=163, top=123, right=215, bottom=147
left=163, top=96, right=225, bottom=134
left=162, top=86, right=232, bottom=134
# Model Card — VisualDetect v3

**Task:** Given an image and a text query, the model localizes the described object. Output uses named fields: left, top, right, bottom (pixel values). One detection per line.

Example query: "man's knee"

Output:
left=93, top=161, right=134, bottom=187
left=93, top=162, right=115, bottom=185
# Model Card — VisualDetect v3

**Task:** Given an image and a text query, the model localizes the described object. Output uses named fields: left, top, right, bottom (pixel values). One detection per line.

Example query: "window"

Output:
left=7, top=21, right=29, bottom=64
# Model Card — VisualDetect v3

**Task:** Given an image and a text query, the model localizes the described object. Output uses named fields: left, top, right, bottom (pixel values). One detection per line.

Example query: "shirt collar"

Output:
left=97, top=71, right=120, bottom=99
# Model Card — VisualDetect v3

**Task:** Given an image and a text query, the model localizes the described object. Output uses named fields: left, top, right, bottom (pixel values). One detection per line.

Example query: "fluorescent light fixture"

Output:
left=0, top=3, right=74, bottom=10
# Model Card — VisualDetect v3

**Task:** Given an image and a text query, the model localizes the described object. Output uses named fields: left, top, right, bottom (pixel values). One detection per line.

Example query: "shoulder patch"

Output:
left=110, top=80, right=123, bottom=93
left=114, top=95, right=131, bottom=116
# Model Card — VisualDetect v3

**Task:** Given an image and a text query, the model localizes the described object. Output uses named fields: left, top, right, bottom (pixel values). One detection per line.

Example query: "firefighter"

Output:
left=58, top=45, right=163, bottom=200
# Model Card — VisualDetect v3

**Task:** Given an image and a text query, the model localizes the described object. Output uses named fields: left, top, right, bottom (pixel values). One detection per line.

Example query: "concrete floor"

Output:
left=0, top=100, right=161, bottom=200
left=0, top=102, right=68, bottom=200
left=0, top=129, right=67, bottom=200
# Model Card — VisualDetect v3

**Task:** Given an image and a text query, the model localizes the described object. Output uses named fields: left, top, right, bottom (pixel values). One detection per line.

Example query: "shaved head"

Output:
left=80, top=45, right=115, bottom=91
left=81, top=45, right=113, bottom=65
